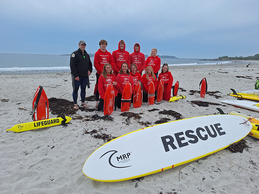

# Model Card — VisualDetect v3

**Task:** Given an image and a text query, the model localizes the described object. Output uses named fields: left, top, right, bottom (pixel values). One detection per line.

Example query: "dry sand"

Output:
left=1, top=60, right=259, bottom=194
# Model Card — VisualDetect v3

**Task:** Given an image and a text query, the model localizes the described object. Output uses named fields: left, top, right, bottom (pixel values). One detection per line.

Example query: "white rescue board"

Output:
left=82, top=115, right=251, bottom=182
left=222, top=99, right=259, bottom=112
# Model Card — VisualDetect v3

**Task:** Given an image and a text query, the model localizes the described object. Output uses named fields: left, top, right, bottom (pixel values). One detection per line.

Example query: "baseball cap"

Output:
left=79, top=40, right=86, bottom=45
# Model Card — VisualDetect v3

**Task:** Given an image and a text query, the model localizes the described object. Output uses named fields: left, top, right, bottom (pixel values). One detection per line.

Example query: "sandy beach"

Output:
left=1, top=60, right=259, bottom=194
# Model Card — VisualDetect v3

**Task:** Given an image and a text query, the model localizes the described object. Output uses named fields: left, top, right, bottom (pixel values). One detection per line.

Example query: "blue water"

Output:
left=0, top=53, right=231, bottom=74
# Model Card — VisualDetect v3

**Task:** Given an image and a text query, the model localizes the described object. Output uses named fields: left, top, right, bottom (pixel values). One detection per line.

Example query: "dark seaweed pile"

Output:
left=190, top=100, right=223, bottom=107
left=83, top=129, right=116, bottom=142
left=49, top=97, right=96, bottom=116
left=120, top=112, right=142, bottom=119
left=137, top=121, right=151, bottom=127
left=85, top=95, right=96, bottom=101
left=77, top=114, right=114, bottom=121
left=236, top=75, right=253, bottom=80
left=227, top=139, right=250, bottom=153
left=155, top=118, right=171, bottom=124
left=148, top=108, right=160, bottom=112
left=159, top=109, right=182, bottom=120
left=49, top=98, right=77, bottom=116
left=189, top=90, right=222, bottom=99
left=120, top=112, right=142, bottom=125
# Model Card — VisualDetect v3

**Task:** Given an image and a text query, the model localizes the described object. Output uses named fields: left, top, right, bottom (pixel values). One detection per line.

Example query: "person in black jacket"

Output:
left=70, top=40, right=92, bottom=109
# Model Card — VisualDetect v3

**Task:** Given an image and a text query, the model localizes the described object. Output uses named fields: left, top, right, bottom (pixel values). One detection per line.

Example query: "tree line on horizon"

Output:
left=218, top=54, right=259, bottom=60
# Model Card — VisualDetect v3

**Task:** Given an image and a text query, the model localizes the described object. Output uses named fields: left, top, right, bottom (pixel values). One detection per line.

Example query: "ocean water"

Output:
left=0, top=53, right=230, bottom=74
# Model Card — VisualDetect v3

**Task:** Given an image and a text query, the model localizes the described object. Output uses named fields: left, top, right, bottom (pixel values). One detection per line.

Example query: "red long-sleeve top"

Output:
left=129, top=43, right=145, bottom=74
left=141, top=74, right=157, bottom=93
left=117, top=73, right=134, bottom=94
left=94, top=49, right=114, bottom=75
left=130, top=72, right=142, bottom=86
left=112, top=41, right=130, bottom=75
left=145, top=56, right=161, bottom=74
left=158, top=71, right=173, bottom=94
left=98, top=74, right=119, bottom=99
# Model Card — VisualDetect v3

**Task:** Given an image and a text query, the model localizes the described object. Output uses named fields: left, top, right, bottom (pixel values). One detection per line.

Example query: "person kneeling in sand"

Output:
left=116, top=63, right=134, bottom=109
left=97, top=64, right=119, bottom=111
left=158, top=63, right=173, bottom=101
left=70, top=40, right=92, bottom=109
left=141, top=66, right=157, bottom=102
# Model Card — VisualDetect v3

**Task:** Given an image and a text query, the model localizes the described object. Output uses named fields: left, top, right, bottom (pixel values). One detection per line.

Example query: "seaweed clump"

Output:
left=190, top=100, right=223, bottom=107
left=227, top=139, right=250, bottom=153
left=159, top=109, right=182, bottom=120
left=83, top=128, right=116, bottom=142
left=49, top=98, right=76, bottom=116
left=155, top=118, right=171, bottom=124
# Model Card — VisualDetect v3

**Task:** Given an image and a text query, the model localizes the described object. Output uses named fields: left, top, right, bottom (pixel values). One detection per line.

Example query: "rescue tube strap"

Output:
left=31, top=86, right=43, bottom=120
left=121, top=99, right=131, bottom=102
left=61, top=116, right=67, bottom=127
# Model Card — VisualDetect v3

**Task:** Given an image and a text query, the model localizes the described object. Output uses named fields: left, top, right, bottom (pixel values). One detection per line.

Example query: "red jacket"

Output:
left=94, top=49, right=114, bottom=75
left=112, top=41, right=130, bottom=75
left=130, top=72, right=141, bottom=86
left=158, top=71, right=173, bottom=94
left=141, top=74, right=157, bottom=93
left=117, top=73, right=134, bottom=94
left=98, top=74, right=119, bottom=99
left=145, top=56, right=161, bottom=74
left=130, top=43, right=145, bottom=74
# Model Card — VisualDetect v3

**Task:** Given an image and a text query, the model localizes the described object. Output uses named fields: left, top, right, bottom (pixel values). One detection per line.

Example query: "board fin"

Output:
left=216, top=108, right=225, bottom=114
left=230, top=88, right=238, bottom=95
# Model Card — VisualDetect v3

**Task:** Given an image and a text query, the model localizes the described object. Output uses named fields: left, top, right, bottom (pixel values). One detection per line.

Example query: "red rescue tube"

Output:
left=121, top=82, right=132, bottom=112
left=157, top=79, right=164, bottom=103
left=200, top=78, right=207, bottom=98
left=32, top=86, right=49, bottom=121
left=148, top=82, right=155, bottom=105
left=133, top=82, right=142, bottom=108
left=104, top=84, right=115, bottom=116
left=173, top=81, right=179, bottom=96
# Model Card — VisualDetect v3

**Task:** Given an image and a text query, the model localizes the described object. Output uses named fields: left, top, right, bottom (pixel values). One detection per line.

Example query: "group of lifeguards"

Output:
left=94, top=39, right=174, bottom=111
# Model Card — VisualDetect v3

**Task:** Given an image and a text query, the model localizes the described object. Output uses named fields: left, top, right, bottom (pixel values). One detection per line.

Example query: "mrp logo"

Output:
left=100, top=150, right=132, bottom=168
left=161, top=123, right=226, bottom=152
left=116, top=152, right=131, bottom=163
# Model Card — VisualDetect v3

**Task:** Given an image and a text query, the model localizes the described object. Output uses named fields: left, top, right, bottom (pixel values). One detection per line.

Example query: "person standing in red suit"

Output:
left=94, top=39, right=114, bottom=108
left=112, top=40, right=130, bottom=76
left=145, top=48, right=161, bottom=77
left=141, top=66, right=157, bottom=102
left=97, top=64, right=119, bottom=111
left=116, top=63, right=134, bottom=108
left=129, top=43, right=145, bottom=75
left=158, top=63, right=173, bottom=101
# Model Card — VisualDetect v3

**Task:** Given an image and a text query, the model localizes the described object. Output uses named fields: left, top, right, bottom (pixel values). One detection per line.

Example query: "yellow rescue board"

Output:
left=229, top=111, right=259, bottom=139
left=6, top=116, right=72, bottom=133
left=169, top=95, right=186, bottom=102
left=229, top=89, right=259, bottom=101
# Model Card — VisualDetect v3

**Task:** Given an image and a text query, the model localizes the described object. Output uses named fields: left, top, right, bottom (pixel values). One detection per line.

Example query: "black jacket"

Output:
left=70, top=48, right=93, bottom=78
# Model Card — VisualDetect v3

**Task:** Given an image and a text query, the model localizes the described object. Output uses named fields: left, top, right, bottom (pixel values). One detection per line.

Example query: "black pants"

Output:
left=143, top=90, right=157, bottom=102
left=116, top=93, right=122, bottom=109
left=95, top=73, right=101, bottom=101
left=98, top=97, right=117, bottom=111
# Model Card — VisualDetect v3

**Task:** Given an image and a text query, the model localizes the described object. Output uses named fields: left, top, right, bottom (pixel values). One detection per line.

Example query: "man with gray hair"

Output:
left=70, top=40, right=92, bottom=109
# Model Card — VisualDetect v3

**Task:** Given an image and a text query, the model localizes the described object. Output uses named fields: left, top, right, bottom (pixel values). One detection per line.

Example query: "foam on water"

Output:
left=0, top=66, right=70, bottom=74
left=168, top=61, right=231, bottom=67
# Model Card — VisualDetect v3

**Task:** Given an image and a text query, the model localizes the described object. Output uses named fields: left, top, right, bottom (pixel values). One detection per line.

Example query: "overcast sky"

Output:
left=0, top=0, right=258, bottom=58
